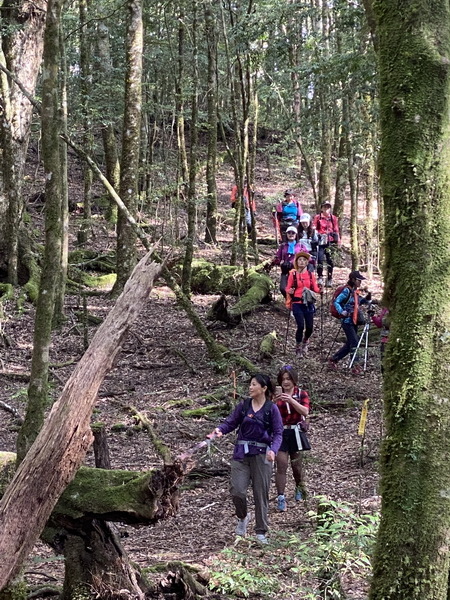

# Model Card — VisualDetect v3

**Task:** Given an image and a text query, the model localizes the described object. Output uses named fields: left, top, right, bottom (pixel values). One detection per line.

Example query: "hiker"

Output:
left=329, top=270, right=371, bottom=374
left=371, top=305, right=390, bottom=373
left=273, top=189, right=303, bottom=242
left=298, top=213, right=318, bottom=270
left=286, top=251, right=322, bottom=356
left=274, top=365, right=311, bottom=511
left=312, top=202, right=340, bottom=287
left=230, top=180, right=256, bottom=233
left=265, top=226, right=309, bottom=297
left=208, top=373, right=283, bottom=544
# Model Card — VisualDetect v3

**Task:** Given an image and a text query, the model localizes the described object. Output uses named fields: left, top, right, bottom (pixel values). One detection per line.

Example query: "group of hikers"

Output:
left=215, top=186, right=390, bottom=544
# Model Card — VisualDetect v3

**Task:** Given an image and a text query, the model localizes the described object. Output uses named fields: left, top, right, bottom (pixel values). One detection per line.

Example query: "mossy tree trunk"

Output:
left=16, top=0, right=64, bottom=463
left=112, top=0, right=143, bottom=296
left=369, top=1, right=450, bottom=598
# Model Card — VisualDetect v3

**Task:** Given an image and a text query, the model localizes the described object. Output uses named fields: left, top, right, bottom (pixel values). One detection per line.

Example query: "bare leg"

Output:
left=275, top=450, right=289, bottom=495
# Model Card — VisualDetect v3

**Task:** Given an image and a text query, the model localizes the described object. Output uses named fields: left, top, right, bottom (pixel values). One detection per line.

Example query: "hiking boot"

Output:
left=295, top=487, right=303, bottom=502
left=256, top=533, right=269, bottom=545
left=328, top=359, right=338, bottom=370
left=235, top=513, right=250, bottom=536
left=277, top=495, right=287, bottom=511
left=326, top=277, right=333, bottom=288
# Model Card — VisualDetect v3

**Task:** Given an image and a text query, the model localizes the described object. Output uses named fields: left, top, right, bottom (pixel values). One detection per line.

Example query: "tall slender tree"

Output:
left=112, top=0, right=143, bottom=296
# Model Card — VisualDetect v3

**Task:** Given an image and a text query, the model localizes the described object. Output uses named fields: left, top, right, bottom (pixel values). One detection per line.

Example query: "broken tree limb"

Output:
left=0, top=251, right=162, bottom=591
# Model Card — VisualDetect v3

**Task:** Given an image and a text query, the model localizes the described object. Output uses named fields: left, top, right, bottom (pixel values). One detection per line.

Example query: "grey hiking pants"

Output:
left=230, top=454, right=273, bottom=535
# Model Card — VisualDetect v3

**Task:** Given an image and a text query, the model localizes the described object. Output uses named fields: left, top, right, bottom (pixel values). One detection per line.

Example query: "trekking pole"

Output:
left=283, top=310, right=292, bottom=355
left=321, top=321, right=342, bottom=370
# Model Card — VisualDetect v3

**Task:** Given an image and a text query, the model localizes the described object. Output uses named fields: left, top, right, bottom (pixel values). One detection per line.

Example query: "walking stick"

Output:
left=321, top=320, right=342, bottom=370
left=283, top=310, right=292, bottom=355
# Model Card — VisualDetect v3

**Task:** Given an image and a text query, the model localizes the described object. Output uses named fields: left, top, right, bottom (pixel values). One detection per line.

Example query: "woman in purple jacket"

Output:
left=265, top=226, right=308, bottom=297
left=209, top=374, right=283, bottom=544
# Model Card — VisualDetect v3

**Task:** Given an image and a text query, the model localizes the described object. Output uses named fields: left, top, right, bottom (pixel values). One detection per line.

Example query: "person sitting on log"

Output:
left=265, top=226, right=309, bottom=297
left=208, top=373, right=283, bottom=545
left=286, top=251, right=322, bottom=357
left=273, top=189, right=303, bottom=242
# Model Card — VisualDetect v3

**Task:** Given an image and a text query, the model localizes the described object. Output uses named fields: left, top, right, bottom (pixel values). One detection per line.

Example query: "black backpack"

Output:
left=240, top=397, right=273, bottom=435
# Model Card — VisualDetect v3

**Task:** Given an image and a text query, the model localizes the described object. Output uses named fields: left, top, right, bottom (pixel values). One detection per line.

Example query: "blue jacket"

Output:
left=334, top=286, right=368, bottom=325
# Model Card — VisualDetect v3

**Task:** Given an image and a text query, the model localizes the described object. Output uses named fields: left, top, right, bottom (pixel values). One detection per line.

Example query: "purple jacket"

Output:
left=218, top=400, right=283, bottom=460
left=273, top=241, right=308, bottom=266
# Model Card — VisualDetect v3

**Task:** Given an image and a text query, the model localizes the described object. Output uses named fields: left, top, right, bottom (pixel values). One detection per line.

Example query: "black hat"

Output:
left=284, top=189, right=295, bottom=196
left=349, top=270, right=366, bottom=281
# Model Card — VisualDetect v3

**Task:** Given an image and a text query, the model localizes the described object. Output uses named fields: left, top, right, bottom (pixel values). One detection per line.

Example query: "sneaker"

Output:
left=277, top=494, right=287, bottom=511
left=295, top=487, right=303, bottom=502
left=235, top=513, right=250, bottom=536
left=256, top=533, right=268, bottom=545
left=326, top=278, right=333, bottom=288
left=317, top=277, right=324, bottom=286
left=328, top=359, right=338, bottom=370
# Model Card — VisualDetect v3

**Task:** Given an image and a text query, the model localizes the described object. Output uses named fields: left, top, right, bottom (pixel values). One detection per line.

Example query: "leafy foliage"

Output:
left=208, top=498, right=379, bottom=599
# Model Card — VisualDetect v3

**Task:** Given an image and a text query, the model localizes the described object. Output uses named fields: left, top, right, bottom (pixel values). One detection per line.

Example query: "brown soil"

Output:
left=0, top=163, right=382, bottom=599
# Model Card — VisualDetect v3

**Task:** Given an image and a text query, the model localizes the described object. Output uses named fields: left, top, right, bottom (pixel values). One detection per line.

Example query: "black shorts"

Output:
left=279, top=428, right=301, bottom=454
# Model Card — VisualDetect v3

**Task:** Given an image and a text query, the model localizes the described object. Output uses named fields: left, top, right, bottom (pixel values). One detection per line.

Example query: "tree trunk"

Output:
left=369, top=1, right=450, bottom=598
left=0, top=0, right=47, bottom=282
left=112, top=0, right=143, bottom=296
left=16, top=0, right=64, bottom=463
left=0, top=253, right=162, bottom=590
left=97, top=22, right=120, bottom=224
left=77, top=0, right=93, bottom=247
left=204, top=0, right=218, bottom=244
left=181, top=0, right=199, bottom=295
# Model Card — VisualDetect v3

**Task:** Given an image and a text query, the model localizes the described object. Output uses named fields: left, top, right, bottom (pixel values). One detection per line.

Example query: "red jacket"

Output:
left=230, top=185, right=255, bottom=211
left=312, top=213, right=340, bottom=244
left=286, top=269, right=321, bottom=306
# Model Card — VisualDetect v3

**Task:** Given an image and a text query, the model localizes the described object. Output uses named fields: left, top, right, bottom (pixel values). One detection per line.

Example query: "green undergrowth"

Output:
left=208, top=497, right=379, bottom=599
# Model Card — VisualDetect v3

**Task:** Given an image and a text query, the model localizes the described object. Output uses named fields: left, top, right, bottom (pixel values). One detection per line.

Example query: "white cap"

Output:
left=286, top=226, right=298, bottom=234
left=300, top=213, right=311, bottom=223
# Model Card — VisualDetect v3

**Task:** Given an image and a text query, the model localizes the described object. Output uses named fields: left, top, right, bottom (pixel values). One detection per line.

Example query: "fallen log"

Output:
left=0, top=251, right=162, bottom=591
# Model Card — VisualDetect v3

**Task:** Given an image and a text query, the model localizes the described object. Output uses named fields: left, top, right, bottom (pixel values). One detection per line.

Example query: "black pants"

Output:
left=317, top=245, right=333, bottom=278
left=292, top=303, right=314, bottom=344
left=332, top=321, right=359, bottom=362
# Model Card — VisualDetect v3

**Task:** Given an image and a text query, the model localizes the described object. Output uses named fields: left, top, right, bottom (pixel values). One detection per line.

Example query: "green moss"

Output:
left=0, top=581, right=27, bottom=600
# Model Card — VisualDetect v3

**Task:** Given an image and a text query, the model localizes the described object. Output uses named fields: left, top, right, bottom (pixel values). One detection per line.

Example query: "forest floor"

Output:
left=0, top=156, right=383, bottom=599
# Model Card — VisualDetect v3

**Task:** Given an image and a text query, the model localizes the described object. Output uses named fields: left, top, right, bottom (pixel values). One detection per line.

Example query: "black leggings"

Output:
left=292, top=303, right=314, bottom=344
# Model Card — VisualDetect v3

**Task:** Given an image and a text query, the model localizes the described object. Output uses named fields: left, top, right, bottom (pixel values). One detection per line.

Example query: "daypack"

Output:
left=330, top=285, right=351, bottom=318
left=240, top=397, right=273, bottom=435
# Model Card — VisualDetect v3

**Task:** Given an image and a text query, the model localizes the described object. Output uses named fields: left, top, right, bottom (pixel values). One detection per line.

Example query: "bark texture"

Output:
left=0, top=253, right=161, bottom=590
left=369, top=1, right=450, bottom=598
